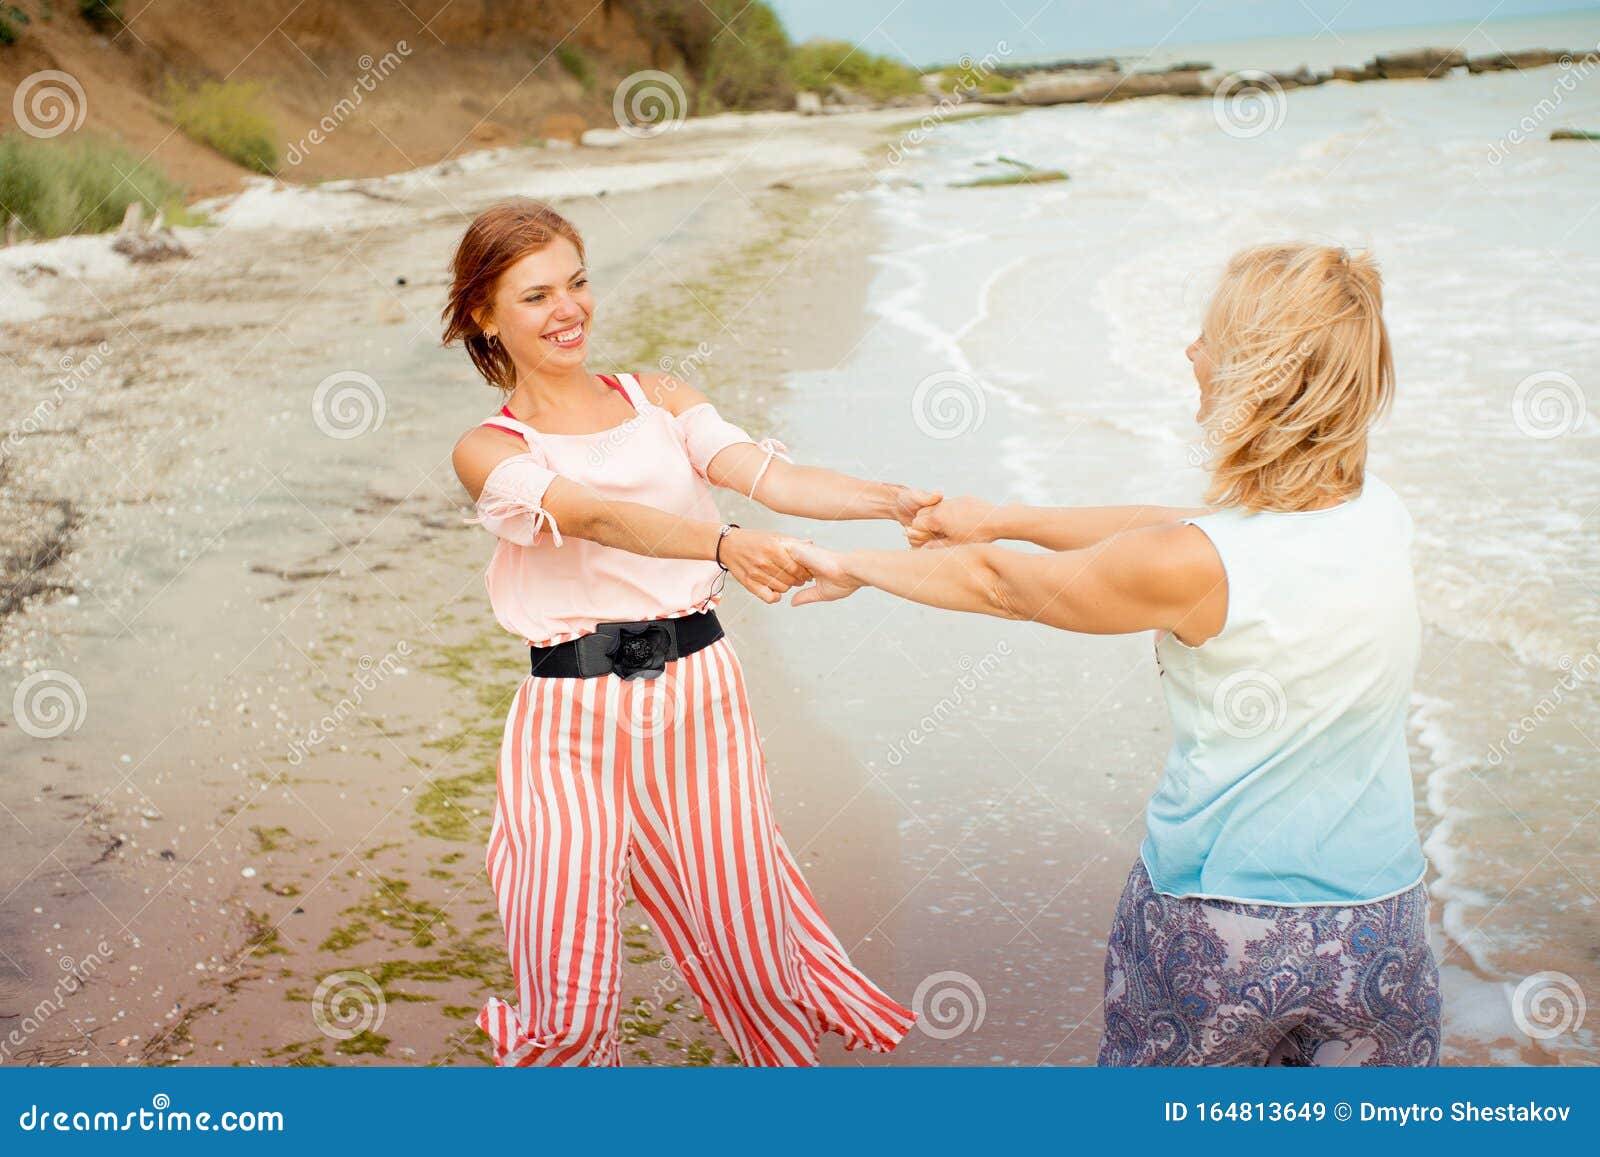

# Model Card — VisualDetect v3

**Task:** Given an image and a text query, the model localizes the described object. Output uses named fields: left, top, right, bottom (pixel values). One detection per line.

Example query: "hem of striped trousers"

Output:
left=475, top=994, right=916, bottom=1067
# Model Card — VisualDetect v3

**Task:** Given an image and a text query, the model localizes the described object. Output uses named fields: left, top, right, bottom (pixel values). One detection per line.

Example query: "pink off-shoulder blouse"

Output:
left=464, top=372, right=786, bottom=647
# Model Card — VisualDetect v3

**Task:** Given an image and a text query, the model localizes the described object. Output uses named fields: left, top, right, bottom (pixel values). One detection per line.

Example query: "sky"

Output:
left=767, top=0, right=1599, bottom=67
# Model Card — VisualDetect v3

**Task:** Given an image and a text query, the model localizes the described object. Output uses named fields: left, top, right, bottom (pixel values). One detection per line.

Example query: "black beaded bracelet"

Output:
left=714, top=523, right=740, bottom=570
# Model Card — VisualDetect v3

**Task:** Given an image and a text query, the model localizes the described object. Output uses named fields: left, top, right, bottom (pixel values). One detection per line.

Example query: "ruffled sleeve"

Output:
left=464, top=454, right=563, bottom=547
left=671, top=402, right=790, bottom=498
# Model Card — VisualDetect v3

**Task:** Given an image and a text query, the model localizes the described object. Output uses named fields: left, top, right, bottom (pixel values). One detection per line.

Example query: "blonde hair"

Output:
left=1199, top=243, right=1394, bottom=512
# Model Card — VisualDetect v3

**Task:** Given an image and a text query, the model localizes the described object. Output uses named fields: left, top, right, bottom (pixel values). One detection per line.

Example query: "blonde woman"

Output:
left=790, top=243, right=1443, bottom=1067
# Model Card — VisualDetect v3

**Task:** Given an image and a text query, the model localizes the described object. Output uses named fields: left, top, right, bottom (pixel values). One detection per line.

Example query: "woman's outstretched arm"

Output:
left=788, top=524, right=1227, bottom=643
left=635, top=372, right=939, bottom=525
left=712, top=443, right=940, bottom=525
left=908, top=496, right=1211, bottom=552
left=454, top=428, right=808, bottom=604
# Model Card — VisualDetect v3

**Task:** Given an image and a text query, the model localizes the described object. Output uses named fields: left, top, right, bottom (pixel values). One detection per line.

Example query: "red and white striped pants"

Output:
left=477, top=637, right=915, bottom=1065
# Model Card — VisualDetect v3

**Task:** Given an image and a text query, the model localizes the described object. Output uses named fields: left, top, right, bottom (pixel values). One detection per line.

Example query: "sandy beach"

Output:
left=0, top=108, right=943, bottom=1066
left=4, top=20, right=1598, bottom=1067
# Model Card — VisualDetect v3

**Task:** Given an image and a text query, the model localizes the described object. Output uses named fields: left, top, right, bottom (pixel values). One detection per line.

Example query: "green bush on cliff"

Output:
left=1, top=3, right=30, bottom=45
left=698, top=0, right=793, bottom=111
left=556, top=45, right=594, bottom=90
left=79, top=0, right=123, bottom=32
left=0, top=133, right=183, bottom=238
left=163, top=78, right=279, bottom=174
left=789, top=38, right=922, bottom=101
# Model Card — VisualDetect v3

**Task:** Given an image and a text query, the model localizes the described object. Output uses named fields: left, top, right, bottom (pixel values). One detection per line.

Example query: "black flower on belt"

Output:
left=610, top=623, right=671, bottom=681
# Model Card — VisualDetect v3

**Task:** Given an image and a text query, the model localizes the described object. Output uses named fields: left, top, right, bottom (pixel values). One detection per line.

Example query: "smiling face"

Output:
left=1186, top=331, right=1215, bottom=421
left=479, top=236, right=593, bottom=378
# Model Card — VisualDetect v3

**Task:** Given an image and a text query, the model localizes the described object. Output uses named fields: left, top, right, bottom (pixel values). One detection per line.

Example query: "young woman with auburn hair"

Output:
left=447, top=198, right=930, bottom=1066
left=791, top=243, right=1443, bottom=1067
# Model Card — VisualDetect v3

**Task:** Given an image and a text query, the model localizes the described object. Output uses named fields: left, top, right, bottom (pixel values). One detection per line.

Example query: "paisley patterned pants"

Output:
left=1098, top=856, right=1442, bottom=1066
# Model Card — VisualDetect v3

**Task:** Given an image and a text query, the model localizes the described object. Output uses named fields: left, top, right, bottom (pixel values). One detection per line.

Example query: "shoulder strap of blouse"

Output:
left=480, top=414, right=541, bottom=443
left=614, top=372, right=650, bottom=410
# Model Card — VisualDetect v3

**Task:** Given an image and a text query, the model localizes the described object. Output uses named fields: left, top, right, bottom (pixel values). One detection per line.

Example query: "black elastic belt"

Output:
left=529, top=610, right=723, bottom=680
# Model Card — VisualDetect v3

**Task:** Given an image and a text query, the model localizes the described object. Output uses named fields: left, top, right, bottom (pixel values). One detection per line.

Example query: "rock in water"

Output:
left=1466, top=49, right=1570, bottom=73
left=1369, top=48, right=1466, bottom=79
left=1018, top=69, right=1211, bottom=106
left=1550, top=129, right=1600, bottom=141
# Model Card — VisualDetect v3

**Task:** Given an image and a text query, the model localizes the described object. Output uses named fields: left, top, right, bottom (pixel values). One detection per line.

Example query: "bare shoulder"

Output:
left=634, top=371, right=708, bottom=417
left=452, top=424, right=527, bottom=497
left=1106, top=522, right=1225, bottom=591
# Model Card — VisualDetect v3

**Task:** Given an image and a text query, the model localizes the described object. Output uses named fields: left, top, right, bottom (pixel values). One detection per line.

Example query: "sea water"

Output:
left=772, top=12, right=1600, bottom=1064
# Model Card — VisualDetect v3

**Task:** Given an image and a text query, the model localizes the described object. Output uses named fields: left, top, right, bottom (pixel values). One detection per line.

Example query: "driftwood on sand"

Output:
left=108, top=202, right=191, bottom=264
